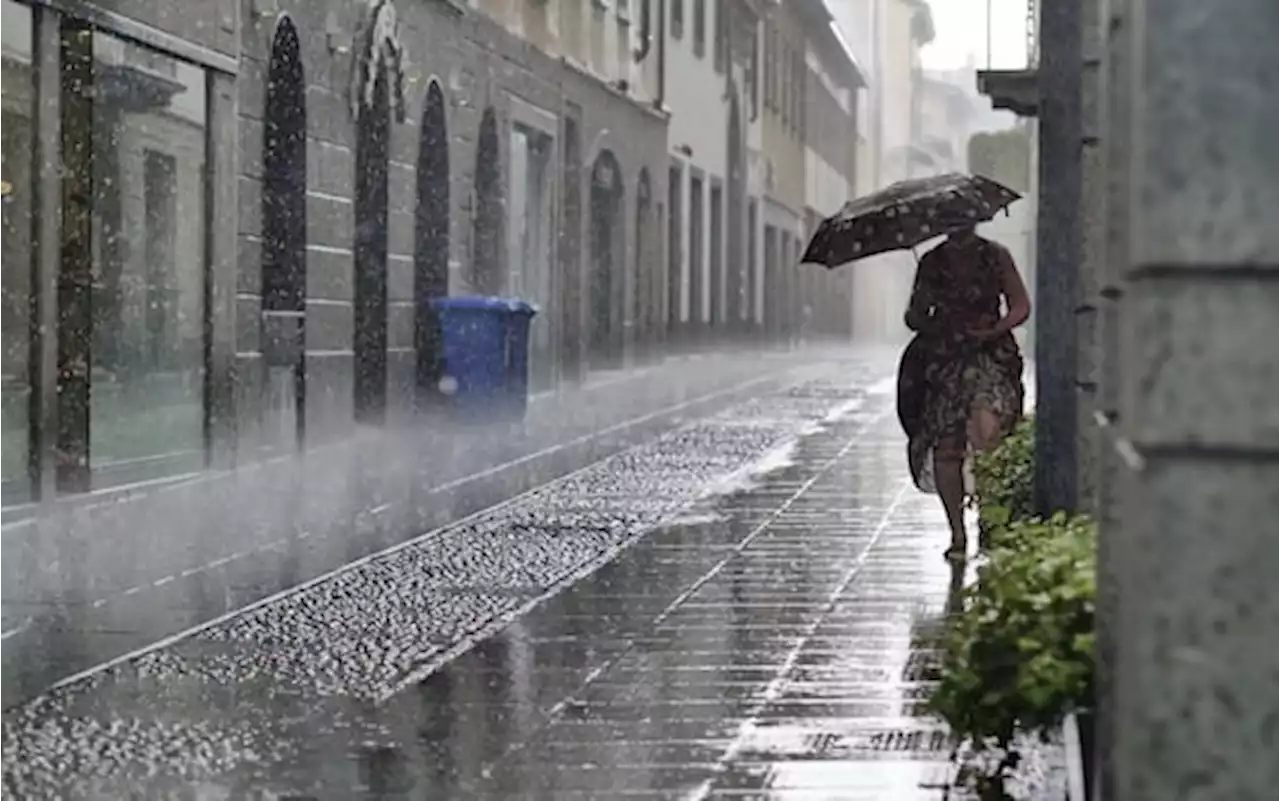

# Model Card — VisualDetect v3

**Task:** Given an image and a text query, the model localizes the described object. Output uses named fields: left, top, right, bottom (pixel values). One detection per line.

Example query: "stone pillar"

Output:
left=1074, top=0, right=1104, bottom=512
left=1032, top=0, right=1082, bottom=514
left=1091, top=0, right=1125, bottom=795
left=1105, top=0, right=1278, bottom=798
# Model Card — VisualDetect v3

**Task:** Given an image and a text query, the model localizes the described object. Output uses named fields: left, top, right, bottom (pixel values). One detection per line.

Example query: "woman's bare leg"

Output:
left=933, top=436, right=967, bottom=557
left=968, top=405, right=1003, bottom=453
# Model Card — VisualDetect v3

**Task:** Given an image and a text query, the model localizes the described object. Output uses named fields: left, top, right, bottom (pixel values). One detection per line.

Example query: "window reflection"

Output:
left=68, top=27, right=208, bottom=486
left=1, top=0, right=34, bottom=503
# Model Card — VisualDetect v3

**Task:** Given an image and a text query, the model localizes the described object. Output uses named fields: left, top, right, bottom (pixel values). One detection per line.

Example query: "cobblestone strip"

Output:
left=1, top=362, right=892, bottom=798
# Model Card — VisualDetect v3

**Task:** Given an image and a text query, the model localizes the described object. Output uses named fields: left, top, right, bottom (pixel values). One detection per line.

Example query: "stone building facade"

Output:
left=662, top=0, right=761, bottom=342
left=0, top=0, right=875, bottom=542
left=758, top=0, right=863, bottom=343
left=0, top=0, right=668, bottom=502
left=236, top=0, right=670, bottom=451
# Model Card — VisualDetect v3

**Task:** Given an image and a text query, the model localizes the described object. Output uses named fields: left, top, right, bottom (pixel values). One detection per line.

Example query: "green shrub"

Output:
left=972, top=417, right=1035, bottom=548
left=927, top=417, right=1097, bottom=799
left=929, top=514, right=1096, bottom=798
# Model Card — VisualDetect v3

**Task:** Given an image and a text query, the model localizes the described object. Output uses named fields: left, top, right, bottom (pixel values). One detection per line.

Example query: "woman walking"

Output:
left=898, top=223, right=1031, bottom=558
left=799, top=173, right=1028, bottom=556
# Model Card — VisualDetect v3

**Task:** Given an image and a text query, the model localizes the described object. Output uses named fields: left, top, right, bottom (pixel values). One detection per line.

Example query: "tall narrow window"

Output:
left=794, top=50, right=806, bottom=137
left=764, top=225, right=778, bottom=335
left=688, top=175, right=704, bottom=327
left=263, top=19, right=307, bottom=314
left=634, top=169, right=652, bottom=357
left=747, top=24, right=760, bottom=120
left=560, top=114, right=584, bottom=381
left=726, top=92, right=746, bottom=327
left=692, top=0, right=706, bottom=58
left=712, top=0, right=727, bottom=72
left=780, top=230, right=793, bottom=337
left=413, top=81, right=449, bottom=409
left=709, top=183, right=723, bottom=328
left=764, top=26, right=776, bottom=111
left=472, top=107, right=504, bottom=295
left=59, top=24, right=209, bottom=491
left=666, top=164, right=683, bottom=332
left=1, top=0, right=34, bottom=501
left=589, top=151, right=624, bottom=368
left=353, top=68, right=391, bottom=423
left=779, top=41, right=789, bottom=128
left=263, top=16, right=308, bottom=448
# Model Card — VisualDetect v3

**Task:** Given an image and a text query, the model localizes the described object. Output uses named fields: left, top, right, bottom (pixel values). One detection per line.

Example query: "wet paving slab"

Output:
left=2, top=356, right=1066, bottom=800
left=3, top=351, right=858, bottom=701
left=460, top=427, right=965, bottom=801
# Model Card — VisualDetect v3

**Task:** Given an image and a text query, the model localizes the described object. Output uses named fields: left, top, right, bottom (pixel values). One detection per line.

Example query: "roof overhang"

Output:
left=976, top=68, right=1039, bottom=118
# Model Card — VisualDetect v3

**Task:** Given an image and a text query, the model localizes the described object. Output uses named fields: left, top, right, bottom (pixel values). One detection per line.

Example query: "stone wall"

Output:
left=233, top=0, right=669, bottom=451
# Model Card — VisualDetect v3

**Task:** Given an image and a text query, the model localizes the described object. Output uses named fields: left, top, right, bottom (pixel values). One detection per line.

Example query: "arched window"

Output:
left=471, top=107, right=504, bottom=295
left=350, top=0, right=408, bottom=424
left=413, top=81, right=449, bottom=409
left=588, top=150, right=625, bottom=368
left=634, top=168, right=652, bottom=359
left=262, top=16, right=308, bottom=446
left=353, top=61, right=391, bottom=423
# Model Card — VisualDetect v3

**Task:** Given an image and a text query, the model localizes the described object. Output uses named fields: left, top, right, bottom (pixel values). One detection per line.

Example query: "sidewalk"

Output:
left=3, top=355, right=1071, bottom=799
left=2, top=355, right=889, bottom=795
left=466, top=385, right=963, bottom=800
left=1, top=347, right=883, bottom=702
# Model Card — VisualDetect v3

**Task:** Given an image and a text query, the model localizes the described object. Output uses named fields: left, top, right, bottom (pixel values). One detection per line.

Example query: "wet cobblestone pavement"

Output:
left=2, top=357, right=1065, bottom=800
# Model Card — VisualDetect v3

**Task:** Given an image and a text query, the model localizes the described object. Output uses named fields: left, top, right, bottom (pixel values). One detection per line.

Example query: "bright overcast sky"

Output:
left=919, top=0, right=1030, bottom=71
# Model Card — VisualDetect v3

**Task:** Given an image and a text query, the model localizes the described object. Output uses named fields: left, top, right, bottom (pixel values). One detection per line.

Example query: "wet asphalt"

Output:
left=2, top=353, right=1064, bottom=800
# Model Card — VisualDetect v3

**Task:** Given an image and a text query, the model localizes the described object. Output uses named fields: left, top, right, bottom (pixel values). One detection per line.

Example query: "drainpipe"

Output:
left=655, top=0, right=667, bottom=110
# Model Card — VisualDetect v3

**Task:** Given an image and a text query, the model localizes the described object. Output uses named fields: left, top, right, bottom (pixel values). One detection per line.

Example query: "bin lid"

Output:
left=431, top=295, right=537, bottom=315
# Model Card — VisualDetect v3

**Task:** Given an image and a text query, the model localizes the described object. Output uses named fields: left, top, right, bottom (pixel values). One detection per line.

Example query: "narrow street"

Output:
left=3, top=353, right=1062, bottom=800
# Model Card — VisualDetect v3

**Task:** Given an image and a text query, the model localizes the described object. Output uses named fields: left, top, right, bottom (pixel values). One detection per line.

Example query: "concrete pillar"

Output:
left=1032, top=0, right=1082, bottom=514
left=1104, top=0, right=1278, bottom=798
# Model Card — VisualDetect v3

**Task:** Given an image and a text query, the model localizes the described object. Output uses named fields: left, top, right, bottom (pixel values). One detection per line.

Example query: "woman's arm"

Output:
left=992, top=245, right=1031, bottom=334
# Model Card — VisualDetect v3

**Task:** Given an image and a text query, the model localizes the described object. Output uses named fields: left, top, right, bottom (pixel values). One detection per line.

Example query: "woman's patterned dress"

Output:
left=896, top=236, right=1026, bottom=493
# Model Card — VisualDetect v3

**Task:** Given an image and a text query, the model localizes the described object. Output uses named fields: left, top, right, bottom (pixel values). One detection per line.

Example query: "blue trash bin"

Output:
left=431, top=296, right=537, bottom=422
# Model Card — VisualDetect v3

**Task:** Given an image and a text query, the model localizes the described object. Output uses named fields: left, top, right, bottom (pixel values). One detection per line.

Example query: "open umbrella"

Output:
left=801, top=173, right=1021, bottom=268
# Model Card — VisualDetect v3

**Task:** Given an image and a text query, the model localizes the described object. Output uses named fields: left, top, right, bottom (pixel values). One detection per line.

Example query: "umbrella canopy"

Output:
left=801, top=173, right=1022, bottom=269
